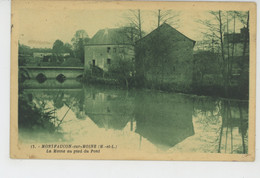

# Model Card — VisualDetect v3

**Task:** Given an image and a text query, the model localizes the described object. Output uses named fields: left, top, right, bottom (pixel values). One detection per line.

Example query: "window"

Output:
left=107, top=58, right=111, bottom=64
left=107, top=47, right=111, bottom=53
left=92, top=59, right=95, bottom=66
left=119, top=47, right=124, bottom=53
left=113, top=48, right=116, bottom=53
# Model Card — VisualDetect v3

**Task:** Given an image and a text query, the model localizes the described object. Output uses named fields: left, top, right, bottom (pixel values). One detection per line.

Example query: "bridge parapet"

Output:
left=19, top=66, right=84, bottom=80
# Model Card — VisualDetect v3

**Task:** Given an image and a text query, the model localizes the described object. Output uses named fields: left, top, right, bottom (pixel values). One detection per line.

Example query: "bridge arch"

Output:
left=36, top=73, right=47, bottom=83
left=56, top=74, right=66, bottom=83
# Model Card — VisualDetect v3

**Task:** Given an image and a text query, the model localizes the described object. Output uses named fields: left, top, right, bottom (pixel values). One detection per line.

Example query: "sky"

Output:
left=18, top=9, right=245, bottom=48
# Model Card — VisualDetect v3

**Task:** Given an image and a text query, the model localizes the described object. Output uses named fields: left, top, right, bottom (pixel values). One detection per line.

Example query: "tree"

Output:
left=235, top=11, right=249, bottom=97
left=198, top=10, right=249, bottom=98
left=18, top=43, right=32, bottom=56
left=117, top=26, right=140, bottom=44
left=18, top=43, right=32, bottom=66
left=108, top=59, right=134, bottom=89
left=71, top=30, right=90, bottom=63
left=193, top=51, right=219, bottom=83
left=52, top=39, right=64, bottom=55
left=71, top=30, right=89, bottom=44
left=198, top=11, right=230, bottom=96
left=63, top=43, right=74, bottom=56
left=124, top=10, right=143, bottom=40
left=156, top=9, right=180, bottom=28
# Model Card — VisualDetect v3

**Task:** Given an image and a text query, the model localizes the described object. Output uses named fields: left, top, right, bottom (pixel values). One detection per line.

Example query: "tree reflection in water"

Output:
left=218, top=100, right=248, bottom=154
left=193, top=97, right=248, bottom=154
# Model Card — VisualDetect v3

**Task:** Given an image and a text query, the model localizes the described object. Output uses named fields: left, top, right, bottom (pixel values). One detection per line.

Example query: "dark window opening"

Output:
left=113, top=48, right=116, bottom=53
left=119, top=47, right=124, bottom=53
left=107, top=47, right=111, bottom=53
left=107, top=58, right=111, bottom=64
left=92, top=59, right=95, bottom=66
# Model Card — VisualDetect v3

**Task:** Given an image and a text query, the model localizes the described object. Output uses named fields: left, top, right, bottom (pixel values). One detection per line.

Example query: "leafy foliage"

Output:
left=71, top=30, right=90, bottom=63
left=61, top=57, right=82, bottom=67
left=108, top=59, right=134, bottom=89
left=52, top=39, right=64, bottom=54
left=193, top=51, right=220, bottom=83
left=18, top=93, right=58, bottom=132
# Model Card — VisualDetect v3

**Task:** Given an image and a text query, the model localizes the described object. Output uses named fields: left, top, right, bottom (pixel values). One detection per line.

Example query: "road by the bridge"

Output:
left=19, top=66, right=84, bottom=70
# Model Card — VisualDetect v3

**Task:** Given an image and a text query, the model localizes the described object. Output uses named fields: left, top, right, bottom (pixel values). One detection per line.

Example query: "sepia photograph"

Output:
left=10, top=0, right=256, bottom=160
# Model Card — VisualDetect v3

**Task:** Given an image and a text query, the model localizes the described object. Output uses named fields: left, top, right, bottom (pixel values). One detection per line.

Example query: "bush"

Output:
left=61, top=57, right=82, bottom=67
left=18, top=93, right=59, bottom=132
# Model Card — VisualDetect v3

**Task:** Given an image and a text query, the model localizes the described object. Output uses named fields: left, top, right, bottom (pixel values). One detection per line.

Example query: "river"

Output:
left=19, top=79, right=249, bottom=154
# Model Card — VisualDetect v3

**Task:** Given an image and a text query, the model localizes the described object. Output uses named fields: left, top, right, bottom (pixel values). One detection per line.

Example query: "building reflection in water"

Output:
left=134, top=92, right=194, bottom=150
left=83, top=88, right=194, bottom=150
left=83, top=87, right=134, bottom=130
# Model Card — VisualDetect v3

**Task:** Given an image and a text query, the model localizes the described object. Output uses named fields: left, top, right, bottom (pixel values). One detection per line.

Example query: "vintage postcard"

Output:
left=10, top=0, right=256, bottom=161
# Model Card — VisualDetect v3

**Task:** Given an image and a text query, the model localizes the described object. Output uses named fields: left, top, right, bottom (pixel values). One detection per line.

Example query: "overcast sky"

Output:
left=18, top=9, right=244, bottom=48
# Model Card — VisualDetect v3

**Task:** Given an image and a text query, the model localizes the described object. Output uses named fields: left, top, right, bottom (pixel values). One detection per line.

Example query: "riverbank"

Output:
left=81, top=75, right=249, bottom=101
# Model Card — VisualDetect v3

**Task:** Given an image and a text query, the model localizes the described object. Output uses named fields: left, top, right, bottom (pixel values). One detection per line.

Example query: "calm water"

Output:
left=19, top=79, right=249, bottom=154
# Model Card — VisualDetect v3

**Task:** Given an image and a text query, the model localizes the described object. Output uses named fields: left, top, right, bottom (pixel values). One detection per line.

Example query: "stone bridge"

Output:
left=19, top=66, right=84, bottom=80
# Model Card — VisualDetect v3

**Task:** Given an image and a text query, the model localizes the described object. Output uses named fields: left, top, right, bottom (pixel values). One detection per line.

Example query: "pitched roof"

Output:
left=137, top=23, right=196, bottom=46
left=87, top=28, right=133, bottom=45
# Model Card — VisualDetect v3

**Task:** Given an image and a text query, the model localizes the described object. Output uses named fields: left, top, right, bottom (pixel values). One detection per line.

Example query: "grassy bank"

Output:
left=81, top=73, right=248, bottom=100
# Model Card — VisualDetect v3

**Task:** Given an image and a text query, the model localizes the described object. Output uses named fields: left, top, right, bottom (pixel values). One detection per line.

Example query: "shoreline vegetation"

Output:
left=80, top=70, right=249, bottom=101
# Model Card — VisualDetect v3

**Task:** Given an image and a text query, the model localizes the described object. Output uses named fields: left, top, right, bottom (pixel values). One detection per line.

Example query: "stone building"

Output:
left=223, top=27, right=249, bottom=76
left=135, top=23, right=196, bottom=89
left=224, top=27, right=249, bottom=57
left=84, top=27, right=135, bottom=72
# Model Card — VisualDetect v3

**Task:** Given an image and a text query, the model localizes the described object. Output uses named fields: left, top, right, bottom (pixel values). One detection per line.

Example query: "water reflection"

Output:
left=19, top=79, right=249, bottom=154
left=218, top=101, right=248, bottom=154
left=134, top=92, right=194, bottom=150
left=84, top=87, right=134, bottom=130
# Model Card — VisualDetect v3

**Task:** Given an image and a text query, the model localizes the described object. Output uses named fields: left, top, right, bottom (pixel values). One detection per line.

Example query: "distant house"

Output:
left=33, top=52, right=71, bottom=63
left=33, top=52, right=52, bottom=58
left=84, top=27, right=135, bottom=71
left=135, top=23, right=196, bottom=88
left=224, top=27, right=249, bottom=57
left=224, top=27, right=249, bottom=76
left=60, top=53, right=70, bottom=57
